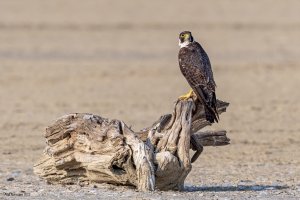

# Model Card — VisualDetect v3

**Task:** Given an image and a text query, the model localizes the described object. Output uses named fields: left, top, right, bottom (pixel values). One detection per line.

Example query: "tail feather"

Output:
left=204, top=104, right=218, bottom=123
left=193, top=86, right=219, bottom=123
left=211, top=92, right=219, bottom=121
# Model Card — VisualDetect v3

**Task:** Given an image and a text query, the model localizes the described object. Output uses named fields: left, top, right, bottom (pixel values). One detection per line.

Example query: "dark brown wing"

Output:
left=178, top=42, right=219, bottom=123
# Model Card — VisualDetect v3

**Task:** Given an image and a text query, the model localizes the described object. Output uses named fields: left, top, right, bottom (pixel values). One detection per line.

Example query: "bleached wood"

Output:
left=34, top=98, right=229, bottom=191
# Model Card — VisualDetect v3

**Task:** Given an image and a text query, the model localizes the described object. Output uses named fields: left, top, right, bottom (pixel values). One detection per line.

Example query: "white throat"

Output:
left=179, top=40, right=190, bottom=48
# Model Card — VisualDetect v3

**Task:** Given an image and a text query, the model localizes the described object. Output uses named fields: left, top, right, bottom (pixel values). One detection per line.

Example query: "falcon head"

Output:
left=179, top=31, right=194, bottom=48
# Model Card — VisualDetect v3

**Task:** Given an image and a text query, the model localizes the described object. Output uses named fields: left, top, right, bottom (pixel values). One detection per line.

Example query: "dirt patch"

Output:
left=0, top=1, right=299, bottom=199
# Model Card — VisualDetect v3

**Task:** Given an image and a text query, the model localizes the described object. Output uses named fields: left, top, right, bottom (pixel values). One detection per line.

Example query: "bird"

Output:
left=178, top=31, right=219, bottom=123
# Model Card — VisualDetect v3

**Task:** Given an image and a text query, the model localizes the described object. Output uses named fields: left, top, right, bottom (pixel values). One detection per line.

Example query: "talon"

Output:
left=178, top=89, right=195, bottom=100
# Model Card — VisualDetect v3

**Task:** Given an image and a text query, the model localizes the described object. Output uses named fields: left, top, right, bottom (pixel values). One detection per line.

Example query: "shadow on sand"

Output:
left=184, top=184, right=289, bottom=192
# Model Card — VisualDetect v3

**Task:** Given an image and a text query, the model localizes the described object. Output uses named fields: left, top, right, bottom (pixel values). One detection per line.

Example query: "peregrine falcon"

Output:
left=178, top=31, right=219, bottom=123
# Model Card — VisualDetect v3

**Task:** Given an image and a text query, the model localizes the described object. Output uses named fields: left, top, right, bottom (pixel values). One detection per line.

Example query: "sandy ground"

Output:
left=0, top=0, right=300, bottom=199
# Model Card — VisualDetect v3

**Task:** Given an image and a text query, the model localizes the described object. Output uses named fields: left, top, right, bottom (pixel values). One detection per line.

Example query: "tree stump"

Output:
left=34, top=98, right=229, bottom=191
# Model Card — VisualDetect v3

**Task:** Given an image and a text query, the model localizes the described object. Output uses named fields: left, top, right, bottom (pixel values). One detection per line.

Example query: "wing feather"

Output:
left=178, top=42, right=219, bottom=122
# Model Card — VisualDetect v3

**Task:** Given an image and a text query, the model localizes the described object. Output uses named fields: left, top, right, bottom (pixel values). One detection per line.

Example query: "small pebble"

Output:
left=6, top=177, right=14, bottom=181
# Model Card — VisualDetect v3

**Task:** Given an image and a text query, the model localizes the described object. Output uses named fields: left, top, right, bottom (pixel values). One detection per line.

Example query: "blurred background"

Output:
left=0, top=0, right=299, bottom=198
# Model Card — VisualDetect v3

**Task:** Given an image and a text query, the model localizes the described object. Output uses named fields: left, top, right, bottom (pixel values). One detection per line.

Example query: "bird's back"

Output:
left=178, top=41, right=216, bottom=90
left=178, top=41, right=219, bottom=123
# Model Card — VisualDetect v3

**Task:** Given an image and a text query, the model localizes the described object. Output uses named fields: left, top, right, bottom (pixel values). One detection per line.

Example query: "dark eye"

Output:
left=181, top=34, right=184, bottom=37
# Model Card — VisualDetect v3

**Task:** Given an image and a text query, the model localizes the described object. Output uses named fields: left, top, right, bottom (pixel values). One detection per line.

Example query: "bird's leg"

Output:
left=178, top=89, right=195, bottom=100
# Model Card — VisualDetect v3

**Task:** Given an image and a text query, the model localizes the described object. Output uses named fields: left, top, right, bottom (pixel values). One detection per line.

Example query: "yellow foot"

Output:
left=178, top=89, right=195, bottom=100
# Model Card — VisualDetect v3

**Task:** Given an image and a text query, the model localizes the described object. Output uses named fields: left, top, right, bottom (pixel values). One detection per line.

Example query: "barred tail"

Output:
left=204, top=104, right=218, bottom=123
left=193, top=87, right=219, bottom=123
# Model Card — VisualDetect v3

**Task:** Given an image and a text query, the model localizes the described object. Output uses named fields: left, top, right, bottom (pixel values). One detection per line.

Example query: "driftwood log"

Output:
left=34, top=98, right=229, bottom=191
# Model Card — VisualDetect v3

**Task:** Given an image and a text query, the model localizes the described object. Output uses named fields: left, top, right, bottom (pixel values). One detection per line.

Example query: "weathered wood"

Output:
left=194, top=130, right=230, bottom=146
left=34, top=98, right=229, bottom=191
